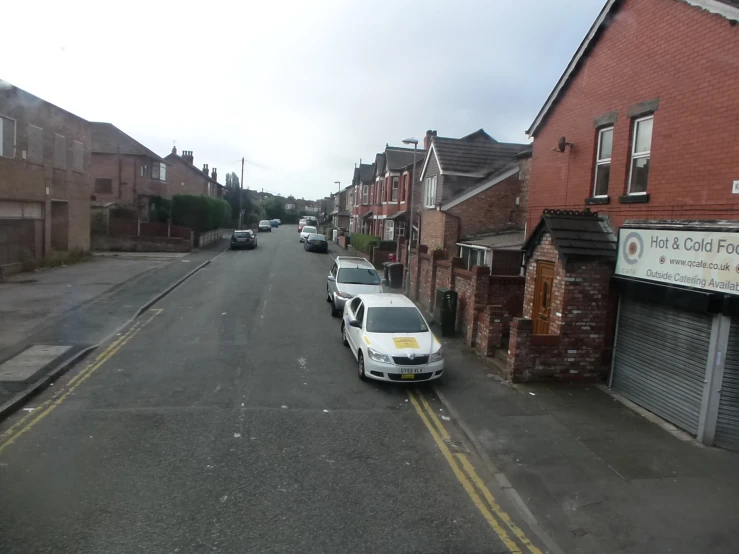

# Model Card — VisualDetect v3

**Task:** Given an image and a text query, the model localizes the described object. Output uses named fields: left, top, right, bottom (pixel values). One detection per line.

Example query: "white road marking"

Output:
left=234, top=433, right=242, bottom=438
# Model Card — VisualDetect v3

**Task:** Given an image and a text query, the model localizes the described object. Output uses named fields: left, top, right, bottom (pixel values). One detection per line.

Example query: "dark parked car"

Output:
left=230, top=230, right=258, bottom=250
left=304, top=233, right=328, bottom=253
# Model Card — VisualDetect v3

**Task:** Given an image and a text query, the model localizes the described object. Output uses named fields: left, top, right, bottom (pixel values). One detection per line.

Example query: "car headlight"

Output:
left=429, top=348, right=443, bottom=363
left=367, top=347, right=391, bottom=364
left=336, top=291, right=353, bottom=299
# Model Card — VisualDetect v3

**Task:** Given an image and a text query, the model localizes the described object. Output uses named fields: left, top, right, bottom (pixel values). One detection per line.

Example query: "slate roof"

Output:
left=387, top=210, right=407, bottom=220
left=523, top=209, right=617, bottom=260
left=432, top=136, right=529, bottom=175
left=459, top=231, right=526, bottom=250
left=385, top=147, right=425, bottom=171
left=374, top=153, right=386, bottom=176
left=91, top=122, right=164, bottom=161
left=359, top=163, right=374, bottom=184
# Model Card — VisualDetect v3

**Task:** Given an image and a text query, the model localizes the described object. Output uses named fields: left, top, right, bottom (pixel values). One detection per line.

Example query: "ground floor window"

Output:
left=385, top=220, right=394, bottom=240
left=459, top=245, right=487, bottom=270
left=396, top=221, right=406, bottom=237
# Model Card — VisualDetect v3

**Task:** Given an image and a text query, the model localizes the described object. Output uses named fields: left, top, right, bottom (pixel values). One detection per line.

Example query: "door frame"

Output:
left=532, top=260, right=555, bottom=335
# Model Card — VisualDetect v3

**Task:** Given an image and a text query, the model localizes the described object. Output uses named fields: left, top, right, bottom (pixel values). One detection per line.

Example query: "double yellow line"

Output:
left=0, top=309, right=163, bottom=456
left=408, top=389, right=542, bottom=554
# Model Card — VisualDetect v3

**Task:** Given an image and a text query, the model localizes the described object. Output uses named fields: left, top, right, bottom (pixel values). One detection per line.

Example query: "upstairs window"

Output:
left=72, top=140, right=84, bottom=172
left=27, top=124, right=43, bottom=164
left=151, top=162, right=167, bottom=181
left=391, top=176, right=399, bottom=202
left=54, top=134, right=66, bottom=168
left=424, top=175, right=437, bottom=207
left=362, top=184, right=368, bottom=204
left=0, top=115, right=16, bottom=159
left=628, top=116, right=652, bottom=194
left=593, top=127, right=612, bottom=197
left=95, top=178, right=113, bottom=193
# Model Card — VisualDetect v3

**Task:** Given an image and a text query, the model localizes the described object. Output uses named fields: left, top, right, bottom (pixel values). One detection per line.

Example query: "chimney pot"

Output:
left=211, top=168, right=217, bottom=181
left=172, top=145, right=177, bottom=155
left=203, top=163, right=209, bottom=175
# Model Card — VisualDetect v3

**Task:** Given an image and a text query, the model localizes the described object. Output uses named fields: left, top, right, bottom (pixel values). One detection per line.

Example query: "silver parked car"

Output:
left=327, top=256, right=383, bottom=317
left=299, top=225, right=318, bottom=242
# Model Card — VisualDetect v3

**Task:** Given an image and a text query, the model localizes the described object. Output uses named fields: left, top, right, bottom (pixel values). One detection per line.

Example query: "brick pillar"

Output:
left=507, top=317, right=532, bottom=381
left=465, top=265, right=490, bottom=346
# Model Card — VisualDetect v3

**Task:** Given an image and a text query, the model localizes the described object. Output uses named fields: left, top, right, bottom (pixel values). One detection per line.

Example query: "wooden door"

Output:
left=532, top=261, right=555, bottom=334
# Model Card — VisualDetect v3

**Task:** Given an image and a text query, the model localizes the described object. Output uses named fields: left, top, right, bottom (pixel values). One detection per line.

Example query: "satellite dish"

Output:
left=557, top=136, right=568, bottom=153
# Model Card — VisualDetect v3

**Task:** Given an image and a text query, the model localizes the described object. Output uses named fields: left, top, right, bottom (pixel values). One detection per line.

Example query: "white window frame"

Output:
left=458, top=244, right=487, bottom=270
left=627, top=115, right=653, bottom=195
left=391, top=176, right=399, bottom=203
left=152, top=162, right=167, bottom=181
left=381, top=178, right=387, bottom=205
left=385, top=219, right=395, bottom=240
left=424, top=175, right=437, bottom=208
left=400, top=174, right=407, bottom=204
left=592, top=126, right=612, bottom=197
left=0, top=115, right=16, bottom=159
left=397, top=220, right=406, bottom=237
left=362, top=185, right=368, bottom=205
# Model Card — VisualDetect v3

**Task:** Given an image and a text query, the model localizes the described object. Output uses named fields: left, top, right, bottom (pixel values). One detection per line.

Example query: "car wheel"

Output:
left=326, top=287, right=332, bottom=303
left=341, top=322, right=349, bottom=347
left=330, top=298, right=339, bottom=317
left=358, top=352, right=367, bottom=381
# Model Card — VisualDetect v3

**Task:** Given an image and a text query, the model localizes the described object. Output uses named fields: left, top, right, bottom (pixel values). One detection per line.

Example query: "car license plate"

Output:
left=237, top=238, right=246, bottom=242
left=400, top=367, right=423, bottom=374
left=401, top=374, right=415, bottom=380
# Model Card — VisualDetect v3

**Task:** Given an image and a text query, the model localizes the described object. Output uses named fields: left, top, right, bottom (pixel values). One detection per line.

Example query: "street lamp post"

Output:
left=333, top=181, right=340, bottom=228
left=402, top=138, right=419, bottom=295
left=238, top=156, right=244, bottom=229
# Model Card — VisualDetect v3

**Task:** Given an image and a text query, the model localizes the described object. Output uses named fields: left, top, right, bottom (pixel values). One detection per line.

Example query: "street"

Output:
left=0, top=226, right=544, bottom=554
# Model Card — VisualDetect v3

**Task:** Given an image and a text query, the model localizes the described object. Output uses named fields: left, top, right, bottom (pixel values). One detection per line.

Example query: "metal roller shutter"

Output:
left=715, top=321, right=739, bottom=450
left=612, top=296, right=712, bottom=435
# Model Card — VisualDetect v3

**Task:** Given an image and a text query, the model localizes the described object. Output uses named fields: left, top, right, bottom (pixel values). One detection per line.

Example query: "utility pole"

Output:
left=238, top=156, right=244, bottom=229
left=402, top=138, right=419, bottom=295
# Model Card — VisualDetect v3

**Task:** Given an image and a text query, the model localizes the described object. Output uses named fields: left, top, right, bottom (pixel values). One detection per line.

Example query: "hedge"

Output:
left=171, top=194, right=231, bottom=232
left=350, top=233, right=379, bottom=253
left=376, top=240, right=397, bottom=251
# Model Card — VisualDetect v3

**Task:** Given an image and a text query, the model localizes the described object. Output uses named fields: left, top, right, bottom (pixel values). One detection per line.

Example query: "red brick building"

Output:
left=163, top=148, right=225, bottom=200
left=0, top=82, right=92, bottom=270
left=90, top=123, right=168, bottom=220
left=514, top=0, right=739, bottom=450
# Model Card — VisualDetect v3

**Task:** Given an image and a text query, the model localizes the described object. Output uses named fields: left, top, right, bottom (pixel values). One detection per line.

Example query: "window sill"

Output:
left=585, top=196, right=610, bottom=205
left=619, top=193, right=650, bottom=204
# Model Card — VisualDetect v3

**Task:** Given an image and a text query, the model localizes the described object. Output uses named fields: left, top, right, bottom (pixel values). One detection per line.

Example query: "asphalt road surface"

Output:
left=0, top=226, right=545, bottom=554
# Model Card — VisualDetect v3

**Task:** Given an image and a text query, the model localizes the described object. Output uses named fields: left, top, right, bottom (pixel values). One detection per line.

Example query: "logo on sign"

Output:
left=622, top=232, right=644, bottom=265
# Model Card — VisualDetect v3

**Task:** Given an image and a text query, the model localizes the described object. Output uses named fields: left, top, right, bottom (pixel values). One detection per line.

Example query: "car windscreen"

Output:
left=259, top=221, right=270, bottom=225
left=302, top=226, right=317, bottom=234
left=309, top=234, right=326, bottom=241
left=337, top=267, right=380, bottom=285
left=366, top=307, right=428, bottom=333
left=234, top=231, right=252, bottom=237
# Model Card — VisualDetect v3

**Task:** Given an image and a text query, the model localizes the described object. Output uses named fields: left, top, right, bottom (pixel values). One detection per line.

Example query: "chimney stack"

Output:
left=424, top=130, right=437, bottom=151
left=203, top=163, right=209, bottom=175
left=211, top=168, right=217, bottom=181
left=172, top=145, right=177, bottom=155
left=182, top=150, right=194, bottom=165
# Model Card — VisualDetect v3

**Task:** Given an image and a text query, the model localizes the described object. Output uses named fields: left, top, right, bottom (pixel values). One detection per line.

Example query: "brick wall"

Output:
left=89, top=153, right=165, bottom=214
left=527, top=0, right=739, bottom=236
left=448, top=172, right=524, bottom=240
left=508, top=233, right=614, bottom=382
left=165, top=158, right=212, bottom=198
left=488, top=275, right=525, bottom=337
left=0, top=85, right=92, bottom=260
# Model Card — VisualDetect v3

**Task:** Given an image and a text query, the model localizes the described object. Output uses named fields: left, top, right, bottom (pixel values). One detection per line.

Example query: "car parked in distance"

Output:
left=258, top=220, right=272, bottom=232
left=230, top=230, right=257, bottom=250
left=299, top=225, right=318, bottom=242
left=275, top=219, right=281, bottom=225
left=270, top=219, right=279, bottom=227
left=298, top=219, right=307, bottom=233
left=341, top=294, right=444, bottom=382
left=304, top=233, right=328, bottom=253
left=327, top=256, right=383, bottom=316
left=304, top=216, right=318, bottom=227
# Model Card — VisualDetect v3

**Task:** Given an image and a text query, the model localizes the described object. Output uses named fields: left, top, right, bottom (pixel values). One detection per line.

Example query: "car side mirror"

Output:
left=349, top=319, right=361, bottom=328
left=327, top=275, right=336, bottom=282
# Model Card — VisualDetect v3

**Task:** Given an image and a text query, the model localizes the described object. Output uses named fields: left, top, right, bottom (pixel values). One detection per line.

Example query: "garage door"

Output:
left=612, top=296, right=712, bottom=435
left=715, top=321, right=739, bottom=451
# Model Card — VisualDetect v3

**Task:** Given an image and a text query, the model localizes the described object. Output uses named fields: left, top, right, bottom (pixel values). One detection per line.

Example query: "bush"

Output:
left=171, top=194, right=230, bottom=232
left=376, top=240, right=397, bottom=251
left=350, top=233, right=379, bottom=254
left=151, top=197, right=171, bottom=223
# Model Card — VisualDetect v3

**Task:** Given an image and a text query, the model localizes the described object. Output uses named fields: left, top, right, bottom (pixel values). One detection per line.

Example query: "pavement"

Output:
left=0, top=225, right=735, bottom=553
left=0, top=225, right=545, bottom=554
left=0, top=238, right=230, bottom=413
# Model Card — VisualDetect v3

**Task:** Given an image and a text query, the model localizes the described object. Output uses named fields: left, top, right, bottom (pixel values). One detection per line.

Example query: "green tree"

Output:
left=262, top=196, right=286, bottom=220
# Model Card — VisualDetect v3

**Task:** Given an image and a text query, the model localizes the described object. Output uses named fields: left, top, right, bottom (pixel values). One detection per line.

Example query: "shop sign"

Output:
left=616, top=228, right=739, bottom=295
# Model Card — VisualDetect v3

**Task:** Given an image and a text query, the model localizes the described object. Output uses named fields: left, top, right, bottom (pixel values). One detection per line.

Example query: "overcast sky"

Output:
left=4, top=0, right=603, bottom=199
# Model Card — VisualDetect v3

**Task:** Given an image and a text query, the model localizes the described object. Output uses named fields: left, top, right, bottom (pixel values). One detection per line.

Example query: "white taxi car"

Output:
left=341, top=294, right=443, bottom=382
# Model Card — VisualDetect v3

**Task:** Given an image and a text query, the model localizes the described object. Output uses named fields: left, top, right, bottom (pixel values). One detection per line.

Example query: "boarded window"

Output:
left=0, top=115, right=16, bottom=158
left=72, top=140, right=84, bottom=172
left=94, top=178, right=113, bottom=193
left=54, top=134, right=66, bottom=168
left=27, top=125, right=43, bottom=164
